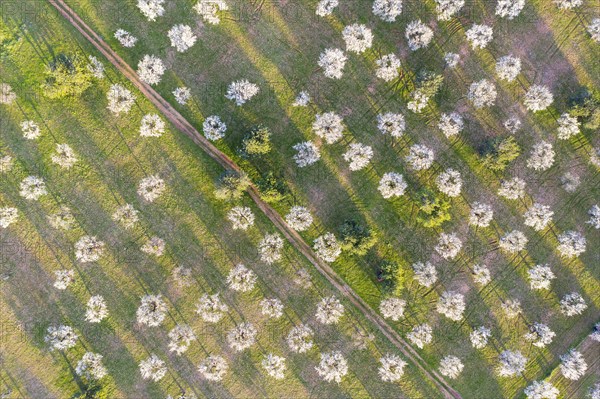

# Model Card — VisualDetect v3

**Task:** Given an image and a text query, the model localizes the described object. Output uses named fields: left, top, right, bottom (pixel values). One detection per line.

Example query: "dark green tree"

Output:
left=482, top=136, right=521, bottom=172
left=42, top=53, right=93, bottom=99
left=214, top=171, right=252, bottom=202
left=241, top=126, right=272, bottom=156
left=257, top=171, right=288, bottom=203
left=377, top=261, right=406, bottom=294
left=416, top=70, right=444, bottom=98
left=0, top=24, right=23, bottom=58
left=339, top=220, right=377, bottom=256
left=569, top=88, right=600, bottom=130
left=416, top=193, right=451, bottom=228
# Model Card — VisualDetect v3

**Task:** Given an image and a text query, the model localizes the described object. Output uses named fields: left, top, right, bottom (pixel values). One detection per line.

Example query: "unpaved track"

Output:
left=47, top=1, right=462, bottom=397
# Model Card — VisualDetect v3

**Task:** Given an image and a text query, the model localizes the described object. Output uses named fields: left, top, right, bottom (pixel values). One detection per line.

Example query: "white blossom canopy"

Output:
left=315, top=351, right=348, bottom=383
left=373, top=0, right=403, bottom=22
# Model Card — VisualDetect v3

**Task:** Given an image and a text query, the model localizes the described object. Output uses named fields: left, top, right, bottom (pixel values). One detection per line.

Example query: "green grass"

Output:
left=0, top=2, right=447, bottom=398
left=2, top=0, right=599, bottom=398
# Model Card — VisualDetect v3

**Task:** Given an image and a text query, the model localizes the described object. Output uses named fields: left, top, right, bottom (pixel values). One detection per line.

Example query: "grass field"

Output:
left=0, top=3, right=447, bottom=398
left=1, top=0, right=599, bottom=398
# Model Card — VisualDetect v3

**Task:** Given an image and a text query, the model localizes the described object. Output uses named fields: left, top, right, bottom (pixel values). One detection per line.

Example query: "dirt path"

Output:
left=46, top=1, right=462, bottom=397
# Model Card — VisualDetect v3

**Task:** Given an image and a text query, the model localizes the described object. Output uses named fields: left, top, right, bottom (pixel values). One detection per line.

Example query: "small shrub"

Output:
left=42, top=53, right=93, bottom=99
left=569, top=88, right=600, bottom=130
left=482, top=136, right=521, bottom=172
left=214, top=171, right=252, bottom=202
left=339, top=220, right=377, bottom=256
left=417, top=193, right=451, bottom=228
left=257, top=172, right=288, bottom=203
left=377, top=261, right=406, bottom=294
left=242, top=126, right=272, bottom=156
